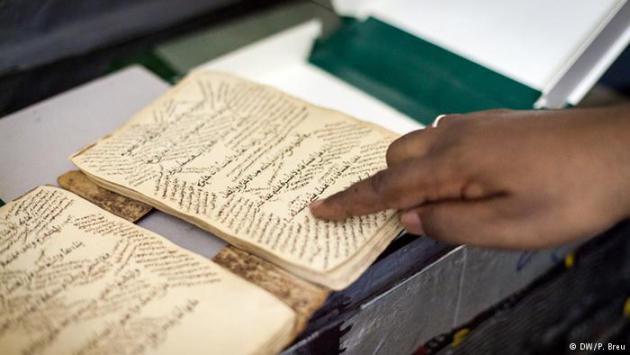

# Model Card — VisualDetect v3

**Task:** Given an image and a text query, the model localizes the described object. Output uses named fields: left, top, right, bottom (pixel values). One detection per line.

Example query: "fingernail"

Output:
left=401, top=212, right=424, bottom=235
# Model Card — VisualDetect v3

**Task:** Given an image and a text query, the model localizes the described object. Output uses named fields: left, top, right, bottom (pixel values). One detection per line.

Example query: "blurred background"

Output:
left=0, top=0, right=337, bottom=115
left=1, top=0, right=628, bottom=117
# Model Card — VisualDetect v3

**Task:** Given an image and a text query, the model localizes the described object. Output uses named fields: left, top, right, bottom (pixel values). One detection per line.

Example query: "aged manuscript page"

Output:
left=72, top=71, right=403, bottom=289
left=0, top=186, right=294, bottom=355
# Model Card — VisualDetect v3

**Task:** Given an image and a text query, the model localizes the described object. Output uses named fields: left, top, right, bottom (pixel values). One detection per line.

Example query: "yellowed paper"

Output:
left=71, top=71, right=403, bottom=289
left=0, top=186, right=294, bottom=355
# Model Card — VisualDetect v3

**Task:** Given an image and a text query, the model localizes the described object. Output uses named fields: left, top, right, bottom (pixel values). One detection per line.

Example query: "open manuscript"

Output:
left=71, top=70, right=403, bottom=290
left=0, top=186, right=295, bottom=355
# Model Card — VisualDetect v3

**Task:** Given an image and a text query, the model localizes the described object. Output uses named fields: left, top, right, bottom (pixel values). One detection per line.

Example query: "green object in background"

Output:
left=310, top=18, right=541, bottom=125
left=0, top=198, right=4, bottom=207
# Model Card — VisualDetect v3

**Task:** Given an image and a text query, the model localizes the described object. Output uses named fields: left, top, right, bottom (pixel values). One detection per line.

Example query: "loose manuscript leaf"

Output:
left=0, top=186, right=294, bottom=355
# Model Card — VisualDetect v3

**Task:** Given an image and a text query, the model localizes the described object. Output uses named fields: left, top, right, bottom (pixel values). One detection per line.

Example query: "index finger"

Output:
left=309, top=156, right=455, bottom=221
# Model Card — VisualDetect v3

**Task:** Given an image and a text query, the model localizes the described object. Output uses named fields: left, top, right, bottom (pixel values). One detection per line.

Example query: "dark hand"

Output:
left=310, top=105, right=630, bottom=249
